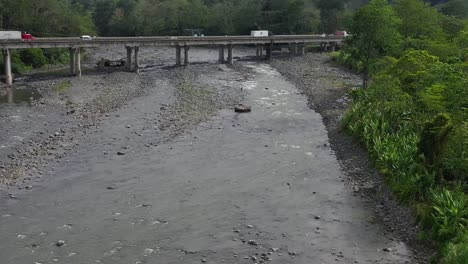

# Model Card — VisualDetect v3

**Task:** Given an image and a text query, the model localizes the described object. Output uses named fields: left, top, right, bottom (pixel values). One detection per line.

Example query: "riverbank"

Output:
left=270, top=53, right=436, bottom=263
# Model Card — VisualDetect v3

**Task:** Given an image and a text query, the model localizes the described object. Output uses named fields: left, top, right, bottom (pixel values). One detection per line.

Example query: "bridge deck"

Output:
left=0, top=35, right=344, bottom=49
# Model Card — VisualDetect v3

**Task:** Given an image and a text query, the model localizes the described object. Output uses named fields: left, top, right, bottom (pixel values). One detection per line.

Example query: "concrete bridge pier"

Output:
left=256, top=44, right=264, bottom=59
left=218, top=45, right=225, bottom=63
left=75, top=48, right=81, bottom=77
left=227, top=44, right=233, bottom=65
left=2, top=49, right=13, bottom=85
left=134, top=47, right=140, bottom=73
left=184, top=45, right=190, bottom=66
left=300, top=43, right=306, bottom=55
left=176, top=46, right=182, bottom=66
left=266, top=43, right=272, bottom=60
left=69, top=48, right=76, bottom=75
left=126, top=46, right=133, bottom=71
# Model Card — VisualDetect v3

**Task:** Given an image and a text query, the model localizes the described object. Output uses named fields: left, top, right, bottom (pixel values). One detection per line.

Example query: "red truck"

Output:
left=0, top=31, right=36, bottom=40
left=21, top=32, right=36, bottom=40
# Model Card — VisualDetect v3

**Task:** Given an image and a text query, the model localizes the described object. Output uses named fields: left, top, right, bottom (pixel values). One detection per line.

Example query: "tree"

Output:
left=394, top=0, right=444, bottom=40
left=316, top=0, right=346, bottom=33
left=347, top=0, right=402, bottom=88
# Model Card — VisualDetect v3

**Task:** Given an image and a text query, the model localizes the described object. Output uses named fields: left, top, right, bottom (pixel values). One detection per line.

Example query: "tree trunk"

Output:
left=362, top=70, right=369, bottom=88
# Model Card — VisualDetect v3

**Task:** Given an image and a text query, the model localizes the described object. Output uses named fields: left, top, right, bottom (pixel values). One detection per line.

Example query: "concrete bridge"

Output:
left=1, top=35, right=344, bottom=85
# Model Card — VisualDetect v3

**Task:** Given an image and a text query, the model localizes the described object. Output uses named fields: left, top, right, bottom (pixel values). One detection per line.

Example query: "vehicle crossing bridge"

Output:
left=1, top=35, right=344, bottom=85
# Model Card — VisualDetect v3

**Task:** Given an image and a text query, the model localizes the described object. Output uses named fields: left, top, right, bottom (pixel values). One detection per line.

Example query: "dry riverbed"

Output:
left=0, top=48, right=433, bottom=263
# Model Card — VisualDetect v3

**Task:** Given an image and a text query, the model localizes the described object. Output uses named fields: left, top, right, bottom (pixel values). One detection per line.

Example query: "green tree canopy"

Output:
left=347, top=0, right=402, bottom=87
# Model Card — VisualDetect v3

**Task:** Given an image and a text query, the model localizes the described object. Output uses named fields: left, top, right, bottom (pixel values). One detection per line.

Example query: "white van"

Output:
left=80, top=35, right=94, bottom=40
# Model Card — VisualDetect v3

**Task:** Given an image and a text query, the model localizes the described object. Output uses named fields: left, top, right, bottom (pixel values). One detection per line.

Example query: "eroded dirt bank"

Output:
left=0, top=49, right=431, bottom=263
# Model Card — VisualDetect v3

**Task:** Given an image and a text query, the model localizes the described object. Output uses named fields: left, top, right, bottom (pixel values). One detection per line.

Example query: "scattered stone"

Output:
left=55, top=240, right=66, bottom=247
left=248, top=240, right=258, bottom=246
left=201, top=258, right=207, bottom=263
left=117, top=151, right=125, bottom=156
left=314, top=216, right=321, bottom=220
left=383, top=248, right=393, bottom=252
left=25, top=185, right=32, bottom=190
left=234, top=104, right=252, bottom=113
left=106, top=186, right=116, bottom=190
left=246, top=224, right=254, bottom=228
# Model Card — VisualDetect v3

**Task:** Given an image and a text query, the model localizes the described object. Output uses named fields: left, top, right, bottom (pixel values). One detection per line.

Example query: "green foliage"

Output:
left=347, top=0, right=402, bottom=87
left=431, top=188, right=468, bottom=242
left=0, top=0, right=96, bottom=36
left=341, top=0, right=467, bottom=256
left=316, top=0, right=345, bottom=33
left=19, top=49, right=48, bottom=68
left=389, top=50, right=439, bottom=92
left=442, top=238, right=468, bottom=264
left=394, top=0, right=444, bottom=40
left=52, top=80, right=72, bottom=94
left=418, top=114, right=454, bottom=168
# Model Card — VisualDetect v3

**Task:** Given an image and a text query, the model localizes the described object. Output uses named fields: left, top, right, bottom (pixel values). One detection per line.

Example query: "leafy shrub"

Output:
left=442, top=237, right=468, bottom=264
left=431, top=188, right=468, bottom=242
left=418, top=114, right=453, bottom=169
left=43, top=49, right=69, bottom=65
left=19, top=49, right=47, bottom=68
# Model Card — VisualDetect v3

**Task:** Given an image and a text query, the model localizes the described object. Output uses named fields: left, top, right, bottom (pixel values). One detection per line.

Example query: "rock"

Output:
left=201, top=258, right=207, bottom=263
left=234, top=104, right=252, bottom=113
left=55, top=240, right=66, bottom=247
left=314, top=216, right=321, bottom=220
left=117, top=151, right=125, bottom=156
left=271, top=248, right=280, bottom=253
left=25, top=185, right=32, bottom=190
left=248, top=240, right=258, bottom=246
left=246, top=224, right=254, bottom=228
left=106, top=186, right=115, bottom=190
left=383, top=248, right=393, bottom=252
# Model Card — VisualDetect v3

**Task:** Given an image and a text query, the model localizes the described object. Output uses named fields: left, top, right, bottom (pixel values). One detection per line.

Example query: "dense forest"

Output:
left=0, top=0, right=465, bottom=37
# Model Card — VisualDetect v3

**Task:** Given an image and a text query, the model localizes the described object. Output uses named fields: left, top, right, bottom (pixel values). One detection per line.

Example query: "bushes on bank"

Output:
left=0, top=48, right=70, bottom=74
left=342, top=47, right=467, bottom=262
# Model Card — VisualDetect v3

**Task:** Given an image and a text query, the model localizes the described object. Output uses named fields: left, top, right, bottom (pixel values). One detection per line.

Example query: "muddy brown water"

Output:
left=0, top=60, right=415, bottom=263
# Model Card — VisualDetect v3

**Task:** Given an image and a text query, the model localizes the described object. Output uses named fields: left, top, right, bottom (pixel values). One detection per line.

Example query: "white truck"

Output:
left=251, top=30, right=269, bottom=37
left=0, top=31, right=22, bottom=40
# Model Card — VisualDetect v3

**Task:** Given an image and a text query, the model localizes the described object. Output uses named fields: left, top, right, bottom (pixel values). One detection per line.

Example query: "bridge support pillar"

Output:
left=227, top=44, right=233, bottom=65
left=69, top=48, right=76, bottom=75
left=2, top=49, right=12, bottom=85
left=256, top=44, right=264, bottom=59
left=126, top=46, right=133, bottom=71
left=176, top=46, right=182, bottom=66
left=134, top=47, right=140, bottom=73
left=184, top=45, right=189, bottom=66
left=331, top=42, right=336, bottom=52
left=300, top=43, right=306, bottom=55
left=218, top=45, right=225, bottom=63
left=266, top=43, right=272, bottom=60
left=75, top=48, right=81, bottom=77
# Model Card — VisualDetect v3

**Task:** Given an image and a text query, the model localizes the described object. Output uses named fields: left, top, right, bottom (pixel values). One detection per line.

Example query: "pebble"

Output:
left=117, top=151, right=125, bottom=155
left=248, top=240, right=258, bottom=245
left=55, top=240, right=66, bottom=247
